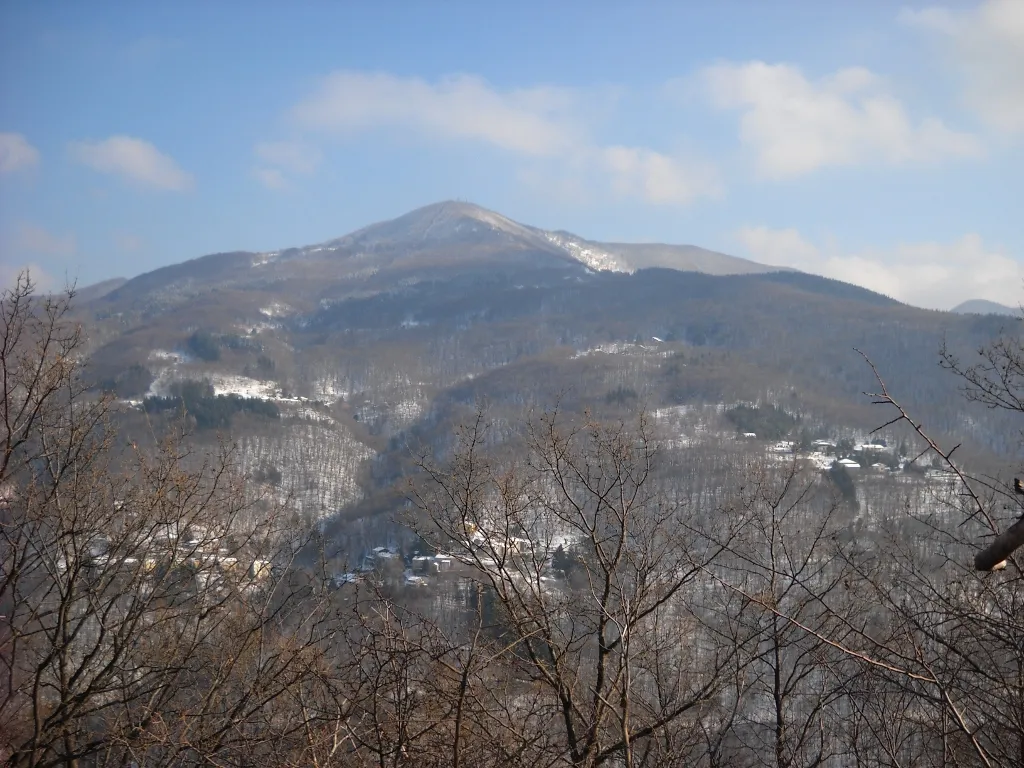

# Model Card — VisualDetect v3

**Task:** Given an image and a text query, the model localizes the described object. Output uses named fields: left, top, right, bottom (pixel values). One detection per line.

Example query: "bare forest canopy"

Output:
left=5, top=196, right=1024, bottom=765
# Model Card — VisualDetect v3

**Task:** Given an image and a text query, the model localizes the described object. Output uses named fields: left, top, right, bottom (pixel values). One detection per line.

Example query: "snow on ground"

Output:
left=238, top=321, right=280, bottom=334
left=241, top=423, right=374, bottom=521
left=145, top=367, right=178, bottom=398
left=572, top=341, right=672, bottom=359
left=210, top=374, right=278, bottom=399
left=290, top=406, right=336, bottom=425
left=314, top=377, right=349, bottom=402
left=149, top=349, right=191, bottom=364
left=259, top=301, right=292, bottom=317
left=573, top=342, right=632, bottom=358
left=653, top=405, right=693, bottom=420
left=804, top=454, right=834, bottom=470
left=252, top=251, right=279, bottom=267
left=544, top=233, right=633, bottom=273
left=392, top=399, right=423, bottom=423
left=664, top=436, right=696, bottom=449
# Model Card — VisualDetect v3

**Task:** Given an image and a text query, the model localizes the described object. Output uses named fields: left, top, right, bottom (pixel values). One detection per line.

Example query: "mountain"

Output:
left=330, top=201, right=554, bottom=252
left=69, top=201, right=1019, bottom=531
left=91, top=201, right=784, bottom=315
left=542, top=231, right=787, bottom=275
left=327, top=201, right=785, bottom=275
left=74, top=277, right=127, bottom=303
left=950, top=298, right=1018, bottom=317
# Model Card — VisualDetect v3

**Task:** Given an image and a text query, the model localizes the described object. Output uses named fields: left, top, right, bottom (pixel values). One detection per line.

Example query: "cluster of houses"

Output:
left=741, top=433, right=911, bottom=473
left=56, top=519, right=274, bottom=596
left=339, top=522, right=562, bottom=590
left=753, top=435, right=950, bottom=480
left=333, top=546, right=456, bottom=588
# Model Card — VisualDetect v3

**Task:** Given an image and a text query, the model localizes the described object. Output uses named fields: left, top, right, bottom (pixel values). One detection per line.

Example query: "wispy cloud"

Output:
left=292, top=71, right=578, bottom=156
left=70, top=136, right=193, bottom=191
left=251, top=167, right=290, bottom=191
left=0, top=133, right=40, bottom=175
left=598, top=146, right=723, bottom=205
left=900, top=0, right=1024, bottom=135
left=0, top=223, right=77, bottom=293
left=700, top=61, right=982, bottom=178
left=737, top=225, right=1020, bottom=310
left=287, top=70, right=721, bottom=206
left=0, top=263, right=56, bottom=293
left=252, top=141, right=322, bottom=190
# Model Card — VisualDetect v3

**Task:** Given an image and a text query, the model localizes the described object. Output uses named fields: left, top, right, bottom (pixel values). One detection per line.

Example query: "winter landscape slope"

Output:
left=70, top=201, right=1018, bottom=530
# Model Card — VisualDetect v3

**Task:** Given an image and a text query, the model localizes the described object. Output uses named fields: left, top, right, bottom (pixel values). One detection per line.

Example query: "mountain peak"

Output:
left=104, top=201, right=791, bottom=310
left=332, top=200, right=549, bottom=250
left=950, top=299, right=1019, bottom=316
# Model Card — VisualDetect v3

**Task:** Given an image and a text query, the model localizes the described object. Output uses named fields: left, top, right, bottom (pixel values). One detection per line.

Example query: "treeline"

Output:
left=724, top=402, right=800, bottom=439
left=144, top=379, right=279, bottom=429
left=187, top=329, right=265, bottom=362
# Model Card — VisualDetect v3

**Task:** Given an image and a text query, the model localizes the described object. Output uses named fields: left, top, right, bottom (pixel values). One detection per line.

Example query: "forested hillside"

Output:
left=5, top=202, right=1024, bottom=766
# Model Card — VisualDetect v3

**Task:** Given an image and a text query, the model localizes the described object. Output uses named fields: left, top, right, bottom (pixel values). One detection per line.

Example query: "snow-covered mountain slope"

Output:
left=541, top=231, right=632, bottom=273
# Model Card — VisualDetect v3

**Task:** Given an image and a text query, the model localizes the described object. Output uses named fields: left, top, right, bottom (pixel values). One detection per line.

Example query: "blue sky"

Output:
left=1, top=1, right=1021, bottom=309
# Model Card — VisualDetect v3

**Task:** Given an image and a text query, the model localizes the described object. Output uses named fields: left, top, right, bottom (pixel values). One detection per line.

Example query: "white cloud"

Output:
left=288, top=70, right=721, bottom=206
left=251, top=167, right=290, bottom=191
left=0, top=263, right=56, bottom=293
left=0, top=133, right=40, bottom=174
left=252, top=141, right=322, bottom=191
left=292, top=71, right=577, bottom=156
left=598, top=146, right=723, bottom=205
left=701, top=61, right=982, bottom=178
left=738, top=225, right=1021, bottom=310
left=70, top=136, right=193, bottom=191
left=254, top=141, right=321, bottom=175
left=901, top=0, right=1024, bottom=135
left=0, top=224, right=75, bottom=293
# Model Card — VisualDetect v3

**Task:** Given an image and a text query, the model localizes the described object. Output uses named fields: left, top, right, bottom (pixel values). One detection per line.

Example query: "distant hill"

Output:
left=70, top=277, right=126, bottom=303
left=950, top=299, right=1018, bottom=317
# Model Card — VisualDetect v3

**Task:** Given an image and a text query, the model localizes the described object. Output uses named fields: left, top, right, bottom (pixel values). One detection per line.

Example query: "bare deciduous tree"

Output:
left=410, top=408, right=747, bottom=767
left=1, top=274, right=343, bottom=767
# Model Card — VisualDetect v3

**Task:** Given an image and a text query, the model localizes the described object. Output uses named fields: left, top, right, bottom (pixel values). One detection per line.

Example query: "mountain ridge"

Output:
left=91, top=201, right=789, bottom=309
left=951, top=298, right=1018, bottom=316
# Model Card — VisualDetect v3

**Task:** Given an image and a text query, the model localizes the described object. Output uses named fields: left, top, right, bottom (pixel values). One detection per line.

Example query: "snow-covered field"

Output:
left=210, top=374, right=278, bottom=399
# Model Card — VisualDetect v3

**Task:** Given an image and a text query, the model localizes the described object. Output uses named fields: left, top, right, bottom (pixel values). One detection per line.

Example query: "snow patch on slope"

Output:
left=149, top=349, right=191, bottom=364
left=252, top=251, right=280, bottom=267
left=209, top=374, right=278, bottom=400
left=544, top=233, right=633, bottom=273
left=260, top=301, right=292, bottom=317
